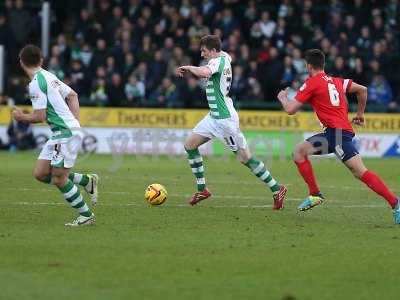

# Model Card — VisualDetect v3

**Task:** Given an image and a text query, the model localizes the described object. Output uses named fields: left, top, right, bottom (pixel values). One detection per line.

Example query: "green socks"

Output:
left=185, top=148, right=206, bottom=191
left=58, top=179, right=92, bottom=217
left=69, top=172, right=90, bottom=187
left=245, top=157, right=280, bottom=193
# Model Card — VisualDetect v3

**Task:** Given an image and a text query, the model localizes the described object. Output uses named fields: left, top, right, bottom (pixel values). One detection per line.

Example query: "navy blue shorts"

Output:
left=306, top=128, right=359, bottom=162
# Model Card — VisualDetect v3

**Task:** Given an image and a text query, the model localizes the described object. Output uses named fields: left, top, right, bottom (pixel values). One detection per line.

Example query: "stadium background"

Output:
left=0, top=0, right=399, bottom=157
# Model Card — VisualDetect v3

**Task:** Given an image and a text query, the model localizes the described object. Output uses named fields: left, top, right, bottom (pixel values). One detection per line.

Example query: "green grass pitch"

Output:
left=0, top=151, right=399, bottom=300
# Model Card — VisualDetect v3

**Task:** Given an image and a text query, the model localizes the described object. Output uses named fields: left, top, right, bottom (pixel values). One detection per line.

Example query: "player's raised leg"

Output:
left=344, top=155, right=399, bottom=223
left=184, top=133, right=212, bottom=205
left=293, top=140, right=325, bottom=211
left=236, top=146, right=286, bottom=210
left=69, top=172, right=99, bottom=205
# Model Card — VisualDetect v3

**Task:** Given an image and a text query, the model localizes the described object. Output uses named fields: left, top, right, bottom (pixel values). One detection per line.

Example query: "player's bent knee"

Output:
left=184, top=139, right=198, bottom=150
left=347, top=164, right=363, bottom=179
left=184, top=143, right=195, bottom=151
left=353, top=168, right=365, bottom=179
left=33, top=170, right=49, bottom=182
left=238, top=156, right=248, bottom=165
left=293, top=148, right=306, bottom=162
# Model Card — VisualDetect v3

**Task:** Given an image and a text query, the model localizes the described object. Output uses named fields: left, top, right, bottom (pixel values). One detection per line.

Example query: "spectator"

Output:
left=74, top=9, right=93, bottom=42
left=167, top=46, right=191, bottom=77
left=55, top=34, right=71, bottom=67
left=259, top=47, right=284, bottom=101
left=292, top=48, right=307, bottom=78
left=8, top=0, right=31, bottom=47
left=188, top=15, right=209, bottom=41
left=350, top=58, right=368, bottom=86
left=131, top=62, right=149, bottom=92
left=217, top=8, right=239, bottom=37
left=230, top=65, right=248, bottom=101
left=105, top=55, right=119, bottom=78
left=7, top=112, right=36, bottom=151
left=161, top=37, right=175, bottom=62
left=149, top=78, right=180, bottom=107
left=48, top=56, right=65, bottom=80
left=122, top=52, right=136, bottom=78
left=79, top=43, right=93, bottom=67
left=106, top=73, right=125, bottom=107
left=90, top=78, right=108, bottom=106
left=259, top=11, right=276, bottom=39
left=124, top=75, right=145, bottom=106
left=180, top=76, right=205, bottom=108
left=280, top=56, right=297, bottom=87
left=246, top=77, right=264, bottom=101
left=356, top=26, right=372, bottom=57
left=330, top=56, right=349, bottom=78
left=90, top=39, right=108, bottom=71
left=69, top=59, right=88, bottom=96
left=368, top=75, right=394, bottom=108
left=137, top=35, right=154, bottom=62
left=343, top=15, right=357, bottom=43
left=147, top=50, right=166, bottom=91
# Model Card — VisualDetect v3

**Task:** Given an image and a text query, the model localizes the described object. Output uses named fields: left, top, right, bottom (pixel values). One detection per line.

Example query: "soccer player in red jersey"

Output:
left=277, top=49, right=399, bottom=224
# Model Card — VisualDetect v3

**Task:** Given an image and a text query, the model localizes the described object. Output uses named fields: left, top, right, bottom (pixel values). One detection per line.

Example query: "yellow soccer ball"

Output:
left=145, top=183, right=168, bottom=205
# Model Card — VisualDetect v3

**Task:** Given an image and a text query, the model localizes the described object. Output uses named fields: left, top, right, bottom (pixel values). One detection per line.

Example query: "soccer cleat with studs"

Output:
left=84, top=174, right=99, bottom=205
left=189, top=188, right=212, bottom=206
left=273, top=185, right=287, bottom=210
left=65, top=213, right=95, bottom=227
left=298, top=193, right=325, bottom=211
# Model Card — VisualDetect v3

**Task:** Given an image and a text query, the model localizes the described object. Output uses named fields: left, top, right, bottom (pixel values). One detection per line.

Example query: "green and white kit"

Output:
left=193, top=52, right=247, bottom=151
left=29, top=69, right=82, bottom=168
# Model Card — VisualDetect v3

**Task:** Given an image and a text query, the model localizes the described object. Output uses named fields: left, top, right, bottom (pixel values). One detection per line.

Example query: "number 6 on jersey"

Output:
left=328, top=83, right=340, bottom=106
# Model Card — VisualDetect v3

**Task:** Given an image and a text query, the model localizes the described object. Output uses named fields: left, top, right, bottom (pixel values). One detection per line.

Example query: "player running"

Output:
left=277, top=49, right=399, bottom=224
left=177, top=35, right=287, bottom=208
left=12, top=45, right=98, bottom=226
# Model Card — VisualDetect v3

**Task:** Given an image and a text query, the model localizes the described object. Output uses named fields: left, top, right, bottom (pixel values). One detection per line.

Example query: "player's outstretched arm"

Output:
left=12, top=107, right=46, bottom=123
left=176, top=65, right=212, bottom=78
left=348, top=82, right=367, bottom=126
left=277, top=88, right=303, bottom=115
left=65, top=90, right=80, bottom=120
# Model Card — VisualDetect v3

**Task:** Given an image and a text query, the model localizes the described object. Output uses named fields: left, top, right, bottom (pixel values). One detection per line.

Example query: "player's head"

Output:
left=200, top=35, right=221, bottom=59
left=304, top=49, right=325, bottom=73
left=19, top=44, right=43, bottom=72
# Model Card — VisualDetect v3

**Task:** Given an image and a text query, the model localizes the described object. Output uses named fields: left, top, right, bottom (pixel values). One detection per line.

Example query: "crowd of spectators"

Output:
left=0, top=0, right=399, bottom=112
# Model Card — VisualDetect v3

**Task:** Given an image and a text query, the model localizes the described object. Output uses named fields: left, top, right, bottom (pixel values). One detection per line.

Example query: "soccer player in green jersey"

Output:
left=12, top=45, right=98, bottom=226
left=177, top=35, right=287, bottom=207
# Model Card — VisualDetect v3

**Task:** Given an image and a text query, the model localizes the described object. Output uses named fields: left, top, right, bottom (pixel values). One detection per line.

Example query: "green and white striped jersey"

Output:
left=205, top=52, right=235, bottom=119
left=28, top=69, right=80, bottom=140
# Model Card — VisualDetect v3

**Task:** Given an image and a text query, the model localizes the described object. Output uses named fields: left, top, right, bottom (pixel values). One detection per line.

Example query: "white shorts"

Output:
left=38, top=134, right=83, bottom=168
left=193, top=113, right=247, bottom=152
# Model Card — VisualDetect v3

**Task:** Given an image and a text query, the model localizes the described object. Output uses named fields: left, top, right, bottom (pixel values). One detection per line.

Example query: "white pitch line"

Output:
left=101, top=175, right=400, bottom=193
left=1, top=201, right=386, bottom=209
left=0, top=187, right=389, bottom=204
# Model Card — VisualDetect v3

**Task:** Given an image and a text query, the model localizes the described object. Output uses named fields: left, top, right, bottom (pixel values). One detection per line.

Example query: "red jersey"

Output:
left=295, top=72, right=354, bottom=132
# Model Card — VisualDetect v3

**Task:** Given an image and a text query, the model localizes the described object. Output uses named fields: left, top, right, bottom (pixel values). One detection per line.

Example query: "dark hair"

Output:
left=304, top=49, right=325, bottom=70
left=200, top=35, right=221, bottom=52
left=19, top=44, right=42, bottom=67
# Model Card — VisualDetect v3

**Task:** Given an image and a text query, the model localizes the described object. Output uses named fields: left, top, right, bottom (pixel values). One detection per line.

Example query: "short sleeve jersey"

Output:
left=205, top=52, right=233, bottom=119
left=295, top=72, right=354, bottom=132
left=28, top=69, right=80, bottom=140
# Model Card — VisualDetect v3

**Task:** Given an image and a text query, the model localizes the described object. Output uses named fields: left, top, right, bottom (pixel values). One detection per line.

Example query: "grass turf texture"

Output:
left=0, top=151, right=399, bottom=300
